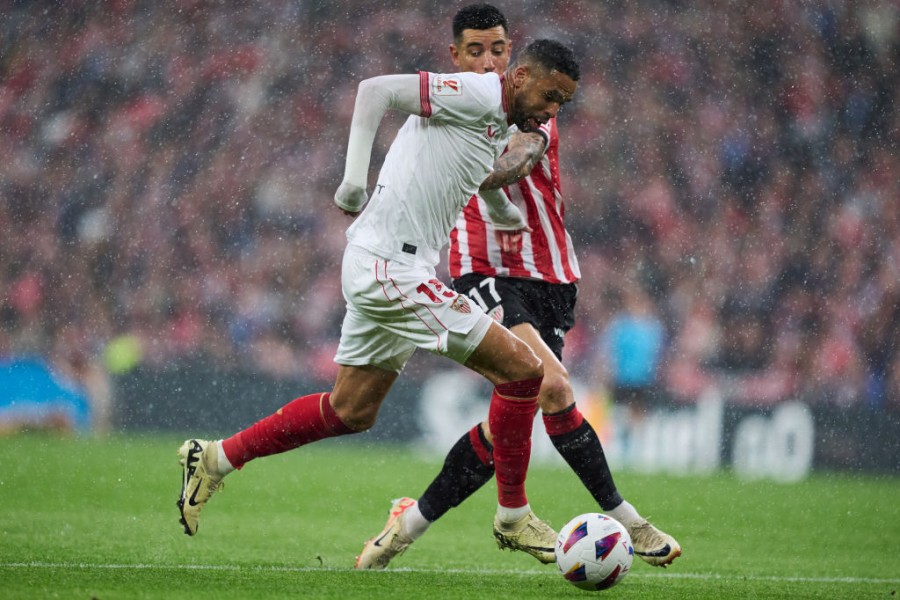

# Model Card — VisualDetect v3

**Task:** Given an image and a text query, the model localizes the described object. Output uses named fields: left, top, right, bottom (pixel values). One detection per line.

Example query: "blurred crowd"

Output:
left=2, top=0, right=898, bottom=416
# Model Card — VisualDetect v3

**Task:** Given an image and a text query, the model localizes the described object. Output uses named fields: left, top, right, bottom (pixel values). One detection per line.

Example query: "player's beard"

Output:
left=511, top=95, right=543, bottom=133
left=522, top=116, right=543, bottom=132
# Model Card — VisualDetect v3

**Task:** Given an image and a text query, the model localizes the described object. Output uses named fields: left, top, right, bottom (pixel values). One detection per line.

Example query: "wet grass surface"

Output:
left=1, top=433, right=898, bottom=598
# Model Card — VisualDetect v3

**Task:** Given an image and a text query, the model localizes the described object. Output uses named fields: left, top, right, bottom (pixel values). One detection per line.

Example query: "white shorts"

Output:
left=334, top=245, right=493, bottom=373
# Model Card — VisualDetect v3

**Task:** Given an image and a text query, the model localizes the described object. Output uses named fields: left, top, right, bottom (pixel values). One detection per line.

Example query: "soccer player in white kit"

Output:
left=176, top=38, right=580, bottom=558
left=355, top=3, right=680, bottom=571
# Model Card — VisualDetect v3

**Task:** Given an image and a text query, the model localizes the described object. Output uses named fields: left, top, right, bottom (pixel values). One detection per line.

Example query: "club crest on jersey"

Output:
left=450, top=294, right=472, bottom=314
left=432, top=75, right=462, bottom=96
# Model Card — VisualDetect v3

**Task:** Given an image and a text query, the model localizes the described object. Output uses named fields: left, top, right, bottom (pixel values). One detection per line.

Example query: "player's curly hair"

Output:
left=452, top=3, right=509, bottom=42
left=517, top=39, right=581, bottom=81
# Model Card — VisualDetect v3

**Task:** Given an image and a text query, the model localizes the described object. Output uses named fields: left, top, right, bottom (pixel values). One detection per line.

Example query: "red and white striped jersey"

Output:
left=448, top=118, right=580, bottom=284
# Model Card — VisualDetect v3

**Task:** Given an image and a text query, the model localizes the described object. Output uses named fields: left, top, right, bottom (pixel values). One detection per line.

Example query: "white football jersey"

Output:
left=346, top=71, right=510, bottom=267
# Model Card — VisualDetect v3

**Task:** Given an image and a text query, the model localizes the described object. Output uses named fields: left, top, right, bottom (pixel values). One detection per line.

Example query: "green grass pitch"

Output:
left=1, top=433, right=898, bottom=599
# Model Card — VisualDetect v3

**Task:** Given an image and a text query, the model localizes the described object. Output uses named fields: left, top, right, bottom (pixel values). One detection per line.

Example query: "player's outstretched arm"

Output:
left=480, top=136, right=539, bottom=251
left=479, top=131, right=546, bottom=191
left=480, top=188, right=528, bottom=232
left=335, top=74, right=423, bottom=214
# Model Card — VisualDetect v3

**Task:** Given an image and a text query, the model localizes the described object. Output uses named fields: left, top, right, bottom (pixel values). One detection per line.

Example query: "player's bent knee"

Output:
left=539, top=395, right=574, bottom=415
left=525, top=358, right=544, bottom=382
left=501, top=354, right=543, bottom=385
left=538, top=370, right=573, bottom=413
left=466, top=323, right=544, bottom=384
left=507, top=338, right=543, bottom=381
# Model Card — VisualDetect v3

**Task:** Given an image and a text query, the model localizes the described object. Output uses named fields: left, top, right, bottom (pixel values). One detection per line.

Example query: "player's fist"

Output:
left=335, top=182, right=368, bottom=215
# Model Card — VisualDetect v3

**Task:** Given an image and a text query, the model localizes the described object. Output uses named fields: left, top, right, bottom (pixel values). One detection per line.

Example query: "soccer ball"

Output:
left=555, top=513, right=633, bottom=591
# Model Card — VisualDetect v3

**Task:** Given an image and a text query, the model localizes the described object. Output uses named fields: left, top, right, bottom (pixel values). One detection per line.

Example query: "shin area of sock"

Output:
left=489, top=382, right=539, bottom=508
left=221, top=392, right=353, bottom=468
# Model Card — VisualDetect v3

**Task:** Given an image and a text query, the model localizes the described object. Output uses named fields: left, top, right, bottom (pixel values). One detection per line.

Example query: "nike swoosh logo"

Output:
left=187, top=481, right=204, bottom=506
left=635, top=544, right=672, bottom=557
left=372, top=530, right=391, bottom=547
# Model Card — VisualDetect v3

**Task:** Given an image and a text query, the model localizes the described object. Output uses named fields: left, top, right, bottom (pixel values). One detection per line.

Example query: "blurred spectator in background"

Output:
left=49, top=323, right=113, bottom=433
left=1, top=0, right=899, bottom=430
left=597, top=284, right=665, bottom=416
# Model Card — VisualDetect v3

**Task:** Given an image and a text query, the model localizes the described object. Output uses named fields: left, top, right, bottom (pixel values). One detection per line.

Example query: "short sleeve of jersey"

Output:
left=418, top=71, right=500, bottom=124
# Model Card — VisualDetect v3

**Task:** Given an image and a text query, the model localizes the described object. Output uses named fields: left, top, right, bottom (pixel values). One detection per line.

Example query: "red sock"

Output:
left=221, top=392, right=354, bottom=469
left=489, top=376, right=542, bottom=508
left=468, top=424, right=494, bottom=467
left=542, top=403, right=584, bottom=436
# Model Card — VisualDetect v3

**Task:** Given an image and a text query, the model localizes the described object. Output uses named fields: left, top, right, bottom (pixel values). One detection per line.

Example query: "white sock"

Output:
left=400, top=501, right=431, bottom=540
left=606, top=500, right=642, bottom=529
left=215, top=440, right=236, bottom=476
left=496, top=503, right=531, bottom=524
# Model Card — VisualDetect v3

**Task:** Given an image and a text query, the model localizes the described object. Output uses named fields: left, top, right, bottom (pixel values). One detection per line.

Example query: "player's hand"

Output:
left=482, top=188, right=528, bottom=231
left=495, top=226, right=531, bottom=253
left=334, top=181, right=368, bottom=215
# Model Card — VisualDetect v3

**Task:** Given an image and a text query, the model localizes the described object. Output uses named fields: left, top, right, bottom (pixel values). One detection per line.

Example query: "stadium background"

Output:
left=1, top=1, right=898, bottom=477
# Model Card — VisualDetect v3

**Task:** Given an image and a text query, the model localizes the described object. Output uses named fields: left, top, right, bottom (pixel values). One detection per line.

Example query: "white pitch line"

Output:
left=1, top=562, right=898, bottom=585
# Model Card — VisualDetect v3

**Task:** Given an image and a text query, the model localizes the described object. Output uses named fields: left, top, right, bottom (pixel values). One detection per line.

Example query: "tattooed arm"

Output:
left=479, top=131, right=547, bottom=191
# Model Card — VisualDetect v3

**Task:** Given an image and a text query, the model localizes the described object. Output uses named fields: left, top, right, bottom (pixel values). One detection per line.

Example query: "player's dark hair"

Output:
left=517, top=39, right=581, bottom=81
left=452, top=3, right=509, bottom=41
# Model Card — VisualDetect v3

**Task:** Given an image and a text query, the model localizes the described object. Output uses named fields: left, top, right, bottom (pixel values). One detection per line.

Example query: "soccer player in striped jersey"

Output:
left=177, top=37, right=581, bottom=560
left=355, top=3, right=680, bottom=570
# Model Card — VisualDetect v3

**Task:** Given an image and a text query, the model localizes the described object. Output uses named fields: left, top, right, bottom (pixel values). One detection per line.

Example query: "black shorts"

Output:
left=452, top=273, right=577, bottom=361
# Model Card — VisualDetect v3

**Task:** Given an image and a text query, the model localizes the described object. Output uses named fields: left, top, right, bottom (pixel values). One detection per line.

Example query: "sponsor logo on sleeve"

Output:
left=432, top=75, right=462, bottom=96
